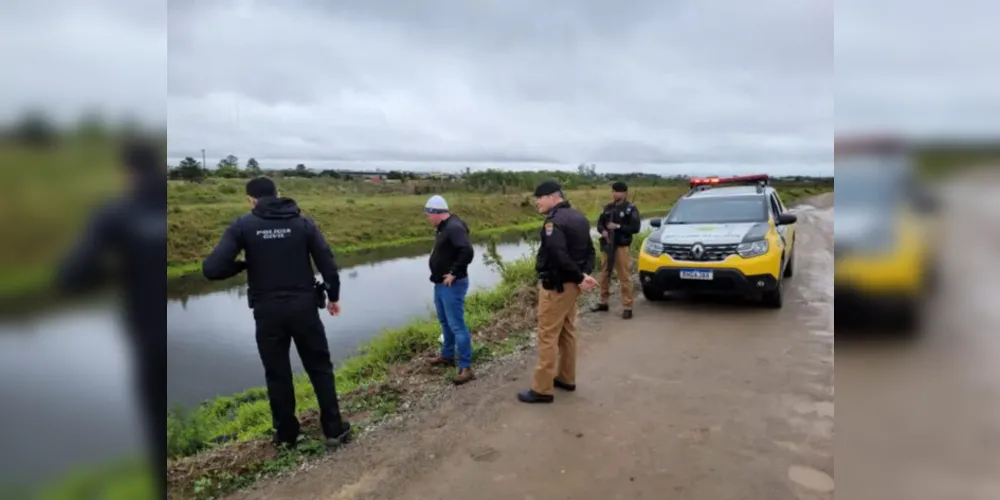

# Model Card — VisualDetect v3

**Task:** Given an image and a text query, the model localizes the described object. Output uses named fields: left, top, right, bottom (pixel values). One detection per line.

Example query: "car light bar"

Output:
left=689, top=174, right=769, bottom=189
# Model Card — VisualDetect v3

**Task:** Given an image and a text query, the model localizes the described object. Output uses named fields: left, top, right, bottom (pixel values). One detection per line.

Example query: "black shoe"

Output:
left=591, top=303, right=609, bottom=312
left=554, top=378, right=576, bottom=392
left=517, top=389, right=554, bottom=404
left=622, top=309, right=633, bottom=320
left=325, top=422, right=352, bottom=449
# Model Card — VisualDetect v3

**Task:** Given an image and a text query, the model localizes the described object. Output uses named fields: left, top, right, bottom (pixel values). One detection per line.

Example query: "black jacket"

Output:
left=429, top=214, right=474, bottom=283
left=536, top=202, right=596, bottom=285
left=56, top=175, right=166, bottom=340
left=202, top=197, right=341, bottom=309
left=596, top=201, right=642, bottom=247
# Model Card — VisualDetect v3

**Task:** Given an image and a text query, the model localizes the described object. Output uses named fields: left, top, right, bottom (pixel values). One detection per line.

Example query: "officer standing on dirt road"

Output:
left=202, top=177, right=352, bottom=449
left=518, top=180, right=598, bottom=404
left=593, top=181, right=641, bottom=319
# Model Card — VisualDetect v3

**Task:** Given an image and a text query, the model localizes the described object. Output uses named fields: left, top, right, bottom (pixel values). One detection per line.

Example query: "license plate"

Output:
left=679, top=269, right=713, bottom=280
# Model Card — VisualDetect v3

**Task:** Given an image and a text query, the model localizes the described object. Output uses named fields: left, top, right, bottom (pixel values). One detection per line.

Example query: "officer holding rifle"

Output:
left=593, top=181, right=641, bottom=319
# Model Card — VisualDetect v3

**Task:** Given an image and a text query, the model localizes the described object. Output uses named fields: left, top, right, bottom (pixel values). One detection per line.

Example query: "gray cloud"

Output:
left=0, top=0, right=165, bottom=125
left=836, top=0, right=1000, bottom=138
left=166, top=0, right=833, bottom=168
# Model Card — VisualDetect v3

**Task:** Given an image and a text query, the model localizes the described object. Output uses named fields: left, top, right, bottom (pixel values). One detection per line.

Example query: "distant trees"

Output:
left=577, top=163, right=598, bottom=178
left=246, top=158, right=262, bottom=176
left=173, top=157, right=208, bottom=182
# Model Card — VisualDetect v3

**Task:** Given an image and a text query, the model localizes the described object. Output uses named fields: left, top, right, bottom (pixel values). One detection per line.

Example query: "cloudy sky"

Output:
left=0, top=0, right=165, bottom=126
left=166, top=0, right=833, bottom=171
left=3, top=0, right=998, bottom=173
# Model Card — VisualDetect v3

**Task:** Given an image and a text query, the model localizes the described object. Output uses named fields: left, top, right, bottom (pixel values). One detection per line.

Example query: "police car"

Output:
left=834, top=138, right=941, bottom=333
left=638, top=174, right=797, bottom=308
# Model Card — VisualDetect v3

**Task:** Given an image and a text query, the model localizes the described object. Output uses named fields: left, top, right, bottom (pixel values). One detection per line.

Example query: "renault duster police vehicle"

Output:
left=835, top=137, right=941, bottom=333
left=638, top=174, right=797, bottom=308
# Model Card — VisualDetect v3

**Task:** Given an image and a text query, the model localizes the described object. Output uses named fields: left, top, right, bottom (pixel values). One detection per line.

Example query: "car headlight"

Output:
left=737, top=240, right=768, bottom=258
left=643, top=238, right=663, bottom=257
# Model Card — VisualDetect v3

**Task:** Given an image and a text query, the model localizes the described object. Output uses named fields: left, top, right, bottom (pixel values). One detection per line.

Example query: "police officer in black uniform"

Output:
left=593, top=181, right=641, bottom=319
left=518, top=180, right=598, bottom=404
left=56, top=137, right=168, bottom=495
left=202, top=177, right=351, bottom=448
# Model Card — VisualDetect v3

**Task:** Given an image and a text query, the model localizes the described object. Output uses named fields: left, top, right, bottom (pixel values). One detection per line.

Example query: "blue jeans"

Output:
left=434, top=277, right=473, bottom=368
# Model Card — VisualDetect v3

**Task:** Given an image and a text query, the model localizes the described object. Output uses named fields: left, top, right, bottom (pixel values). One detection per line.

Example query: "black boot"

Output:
left=554, top=378, right=576, bottom=392
left=622, top=309, right=633, bottom=320
left=325, top=421, right=352, bottom=449
left=517, top=389, right=554, bottom=404
left=591, top=303, right=609, bottom=312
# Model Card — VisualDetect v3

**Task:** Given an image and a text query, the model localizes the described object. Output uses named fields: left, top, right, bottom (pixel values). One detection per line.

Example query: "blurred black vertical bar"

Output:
left=54, top=136, right=168, bottom=499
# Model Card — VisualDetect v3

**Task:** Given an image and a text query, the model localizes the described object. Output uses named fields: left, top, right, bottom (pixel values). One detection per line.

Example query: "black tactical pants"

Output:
left=253, top=304, right=344, bottom=443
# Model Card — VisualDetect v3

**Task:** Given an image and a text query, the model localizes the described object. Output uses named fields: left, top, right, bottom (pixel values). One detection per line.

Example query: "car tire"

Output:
left=783, top=249, right=794, bottom=278
left=762, top=278, right=783, bottom=309
left=642, top=285, right=665, bottom=302
left=889, top=299, right=922, bottom=337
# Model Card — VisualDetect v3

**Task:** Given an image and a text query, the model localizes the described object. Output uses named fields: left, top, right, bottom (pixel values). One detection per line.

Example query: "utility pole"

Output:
left=201, top=149, right=207, bottom=169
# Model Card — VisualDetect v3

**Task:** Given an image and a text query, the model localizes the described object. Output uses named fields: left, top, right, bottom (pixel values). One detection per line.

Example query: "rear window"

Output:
left=665, top=196, right=768, bottom=224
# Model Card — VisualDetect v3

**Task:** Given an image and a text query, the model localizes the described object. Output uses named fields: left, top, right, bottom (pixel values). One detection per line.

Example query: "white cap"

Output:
left=425, top=194, right=449, bottom=212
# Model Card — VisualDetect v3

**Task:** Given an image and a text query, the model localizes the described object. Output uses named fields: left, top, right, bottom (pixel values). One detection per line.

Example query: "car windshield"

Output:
left=836, top=156, right=904, bottom=208
left=664, top=197, right=767, bottom=224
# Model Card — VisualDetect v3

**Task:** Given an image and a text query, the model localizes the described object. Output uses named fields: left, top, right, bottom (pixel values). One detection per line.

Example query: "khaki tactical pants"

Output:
left=531, top=283, right=581, bottom=395
left=600, top=245, right=634, bottom=309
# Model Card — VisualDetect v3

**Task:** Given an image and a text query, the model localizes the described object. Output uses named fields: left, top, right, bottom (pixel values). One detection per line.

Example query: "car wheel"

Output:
left=762, top=278, right=783, bottom=309
left=888, top=299, right=922, bottom=337
left=783, top=250, right=794, bottom=278
left=642, top=285, right=665, bottom=302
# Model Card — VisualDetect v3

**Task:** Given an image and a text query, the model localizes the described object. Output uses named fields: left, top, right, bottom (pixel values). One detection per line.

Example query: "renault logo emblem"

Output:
left=691, top=243, right=705, bottom=259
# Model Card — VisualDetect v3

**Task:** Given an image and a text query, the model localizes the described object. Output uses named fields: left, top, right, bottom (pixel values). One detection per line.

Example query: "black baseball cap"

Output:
left=533, top=179, right=563, bottom=197
left=611, top=181, right=628, bottom=192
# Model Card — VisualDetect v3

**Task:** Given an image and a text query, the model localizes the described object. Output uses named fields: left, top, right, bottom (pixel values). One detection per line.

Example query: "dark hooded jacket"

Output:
left=202, top=196, right=341, bottom=309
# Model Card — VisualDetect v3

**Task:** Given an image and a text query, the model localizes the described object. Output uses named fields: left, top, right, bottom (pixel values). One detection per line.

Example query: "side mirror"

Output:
left=650, top=218, right=662, bottom=228
left=776, top=213, right=797, bottom=226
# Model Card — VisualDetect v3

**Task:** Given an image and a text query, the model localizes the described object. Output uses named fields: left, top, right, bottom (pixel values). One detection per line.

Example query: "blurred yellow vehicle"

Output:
left=835, top=139, right=942, bottom=333
left=639, top=174, right=797, bottom=308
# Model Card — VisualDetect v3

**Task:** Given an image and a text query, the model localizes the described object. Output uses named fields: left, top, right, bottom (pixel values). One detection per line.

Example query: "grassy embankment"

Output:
left=0, top=139, right=124, bottom=301
left=166, top=179, right=692, bottom=278
left=162, top=183, right=830, bottom=499
left=166, top=178, right=832, bottom=279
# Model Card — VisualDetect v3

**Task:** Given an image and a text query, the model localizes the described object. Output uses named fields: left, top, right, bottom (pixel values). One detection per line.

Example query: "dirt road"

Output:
left=233, top=195, right=834, bottom=500
left=837, top=175, right=1000, bottom=500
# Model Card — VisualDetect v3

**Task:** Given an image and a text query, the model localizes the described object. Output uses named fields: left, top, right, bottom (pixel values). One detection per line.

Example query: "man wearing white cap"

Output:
left=424, top=195, right=477, bottom=385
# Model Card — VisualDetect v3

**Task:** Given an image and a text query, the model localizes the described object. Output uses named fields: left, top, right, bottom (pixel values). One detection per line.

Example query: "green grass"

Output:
left=166, top=181, right=691, bottom=276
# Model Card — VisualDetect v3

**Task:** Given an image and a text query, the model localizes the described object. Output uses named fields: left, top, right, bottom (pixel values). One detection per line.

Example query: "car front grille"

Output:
left=663, top=243, right=738, bottom=262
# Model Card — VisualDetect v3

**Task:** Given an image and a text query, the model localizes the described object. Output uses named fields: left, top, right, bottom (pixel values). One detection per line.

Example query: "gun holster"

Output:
left=313, top=280, right=327, bottom=309
left=538, top=273, right=565, bottom=293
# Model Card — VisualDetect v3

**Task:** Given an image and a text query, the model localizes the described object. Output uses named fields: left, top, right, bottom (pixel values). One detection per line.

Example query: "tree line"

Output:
left=169, top=156, right=833, bottom=194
